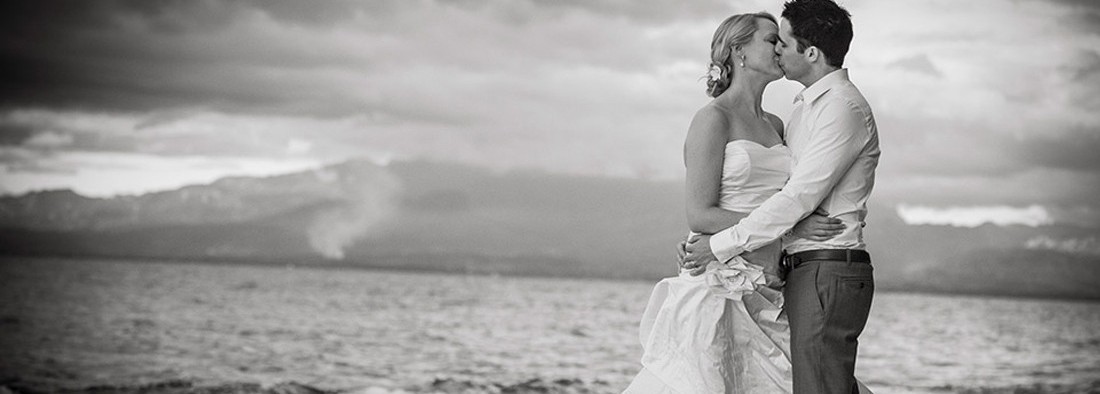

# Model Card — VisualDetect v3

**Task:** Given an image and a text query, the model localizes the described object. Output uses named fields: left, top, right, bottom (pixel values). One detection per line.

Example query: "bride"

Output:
left=623, top=12, right=867, bottom=393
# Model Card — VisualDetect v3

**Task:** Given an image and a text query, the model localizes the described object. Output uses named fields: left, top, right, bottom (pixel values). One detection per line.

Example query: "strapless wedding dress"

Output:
left=623, top=140, right=873, bottom=393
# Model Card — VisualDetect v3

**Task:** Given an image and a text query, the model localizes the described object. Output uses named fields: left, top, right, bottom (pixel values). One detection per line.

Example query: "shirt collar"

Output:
left=793, top=68, right=849, bottom=105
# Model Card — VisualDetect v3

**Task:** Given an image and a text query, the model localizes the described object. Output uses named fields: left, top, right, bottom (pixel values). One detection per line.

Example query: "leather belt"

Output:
left=783, top=249, right=871, bottom=270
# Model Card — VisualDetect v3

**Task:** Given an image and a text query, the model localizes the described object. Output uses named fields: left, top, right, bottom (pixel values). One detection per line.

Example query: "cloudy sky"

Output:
left=1, top=0, right=1098, bottom=229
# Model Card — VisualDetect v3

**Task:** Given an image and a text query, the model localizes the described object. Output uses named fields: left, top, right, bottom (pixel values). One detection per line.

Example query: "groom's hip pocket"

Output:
left=818, top=263, right=875, bottom=338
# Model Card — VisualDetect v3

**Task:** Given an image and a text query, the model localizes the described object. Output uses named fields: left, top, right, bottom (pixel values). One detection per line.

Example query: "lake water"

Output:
left=1, top=258, right=1098, bottom=394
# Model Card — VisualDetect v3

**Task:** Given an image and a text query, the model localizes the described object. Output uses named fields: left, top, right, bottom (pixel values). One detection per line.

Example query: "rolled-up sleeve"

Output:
left=710, top=99, right=871, bottom=262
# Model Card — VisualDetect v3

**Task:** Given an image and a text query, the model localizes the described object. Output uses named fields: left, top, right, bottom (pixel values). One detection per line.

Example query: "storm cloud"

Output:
left=0, top=0, right=1098, bottom=228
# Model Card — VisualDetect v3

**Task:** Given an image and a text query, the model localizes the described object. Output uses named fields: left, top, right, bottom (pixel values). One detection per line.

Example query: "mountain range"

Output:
left=1, top=159, right=1097, bottom=300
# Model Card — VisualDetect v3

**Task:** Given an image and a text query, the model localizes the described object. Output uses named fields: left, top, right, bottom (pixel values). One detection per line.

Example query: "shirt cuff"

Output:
left=709, top=229, right=742, bottom=263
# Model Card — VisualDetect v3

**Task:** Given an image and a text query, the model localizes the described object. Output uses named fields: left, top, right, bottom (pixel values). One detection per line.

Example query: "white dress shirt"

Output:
left=710, top=69, right=880, bottom=262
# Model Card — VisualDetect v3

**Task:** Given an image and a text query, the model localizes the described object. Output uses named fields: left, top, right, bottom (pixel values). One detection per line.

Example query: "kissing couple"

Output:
left=624, top=0, right=880, bottom=393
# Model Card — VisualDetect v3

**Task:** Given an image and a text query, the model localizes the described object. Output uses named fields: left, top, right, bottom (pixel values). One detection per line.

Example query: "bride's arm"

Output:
left=684, top=106, right=748, bottom=234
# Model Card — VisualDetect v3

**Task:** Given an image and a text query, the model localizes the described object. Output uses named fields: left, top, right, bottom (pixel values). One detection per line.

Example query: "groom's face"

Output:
left=776, top=18, right=808, bottom=81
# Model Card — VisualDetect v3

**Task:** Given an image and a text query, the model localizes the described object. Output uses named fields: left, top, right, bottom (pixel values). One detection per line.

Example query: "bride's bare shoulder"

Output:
left=686, top=104, right=732, bottom=140
left=691, top=103, right=730, bottom=126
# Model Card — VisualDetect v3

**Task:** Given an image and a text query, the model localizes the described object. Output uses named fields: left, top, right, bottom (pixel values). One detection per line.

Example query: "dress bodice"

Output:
left=719, top=140, right=792, bottom=213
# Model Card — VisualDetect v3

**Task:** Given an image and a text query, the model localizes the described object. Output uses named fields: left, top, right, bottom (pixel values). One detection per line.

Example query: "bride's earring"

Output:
left=739, top=55, right=746, bottom=67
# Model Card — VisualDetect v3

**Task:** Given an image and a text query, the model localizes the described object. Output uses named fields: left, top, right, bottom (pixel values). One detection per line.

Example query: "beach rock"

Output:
left=181, top=382, right=263, bottom=394
left=3, top=380, right=341, bottom=394
left=423, top=377, right=600, bottom=394
left=342, top=388, right=408, bottom=394
left=70, top=379, right=194, bottom=394
left=425, top=378, right=482, bottom=392
left=268, top=382, right=329, bottom=394
left=952, top=380, right=1100, bottom=394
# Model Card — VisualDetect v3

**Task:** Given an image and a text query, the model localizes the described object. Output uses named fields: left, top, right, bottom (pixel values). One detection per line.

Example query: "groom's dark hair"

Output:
left=781, top=0, right=853, bottom=68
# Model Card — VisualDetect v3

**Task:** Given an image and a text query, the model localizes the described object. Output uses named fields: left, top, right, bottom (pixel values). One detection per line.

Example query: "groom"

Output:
left=682, top=0, right=880, bottom=392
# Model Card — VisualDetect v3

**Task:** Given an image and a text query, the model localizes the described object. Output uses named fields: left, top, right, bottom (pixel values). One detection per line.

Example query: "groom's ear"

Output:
left=804, top=46, right=820, bottom=63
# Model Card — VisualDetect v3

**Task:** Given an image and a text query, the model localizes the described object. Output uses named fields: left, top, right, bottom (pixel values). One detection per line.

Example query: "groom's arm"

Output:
left=709, top=100, right=871, bottom=262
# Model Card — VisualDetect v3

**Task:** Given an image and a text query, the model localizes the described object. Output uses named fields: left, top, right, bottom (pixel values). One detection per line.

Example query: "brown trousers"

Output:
left=784, top=259, right=875, bottom=394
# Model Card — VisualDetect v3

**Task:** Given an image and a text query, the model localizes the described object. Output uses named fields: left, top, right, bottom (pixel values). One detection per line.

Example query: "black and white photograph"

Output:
left=1, top=0, right=1098, bottom=393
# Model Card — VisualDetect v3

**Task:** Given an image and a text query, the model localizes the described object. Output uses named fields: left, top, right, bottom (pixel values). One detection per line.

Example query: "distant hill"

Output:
left=1, top=159, right=1097, bottom=300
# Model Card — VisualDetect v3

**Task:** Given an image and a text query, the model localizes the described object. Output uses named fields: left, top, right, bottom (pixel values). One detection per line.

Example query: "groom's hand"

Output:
left=791, top=213, right=846, bottom=241
left=682, top=234, right=718, bottom=276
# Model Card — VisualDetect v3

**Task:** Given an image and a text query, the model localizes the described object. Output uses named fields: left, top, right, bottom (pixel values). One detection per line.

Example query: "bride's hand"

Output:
left=791, top=213, right=846, bottom=241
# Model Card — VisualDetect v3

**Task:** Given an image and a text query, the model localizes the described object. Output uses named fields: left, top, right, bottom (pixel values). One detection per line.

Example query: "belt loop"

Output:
left=846, top=249, right=852, bottom=263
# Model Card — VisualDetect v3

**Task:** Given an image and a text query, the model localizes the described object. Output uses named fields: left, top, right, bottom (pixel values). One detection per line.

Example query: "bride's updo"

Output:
left=706, top=12, right=776, bottom=97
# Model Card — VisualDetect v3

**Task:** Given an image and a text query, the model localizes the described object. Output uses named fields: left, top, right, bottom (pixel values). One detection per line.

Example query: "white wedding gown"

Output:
left=623, top=140, right=871, bottom=393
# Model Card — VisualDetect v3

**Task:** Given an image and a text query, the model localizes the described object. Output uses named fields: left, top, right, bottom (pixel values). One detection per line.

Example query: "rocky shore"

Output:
left=0, top=378, right=612, bottom=394
left=4, top=378, right=1099, bottom=394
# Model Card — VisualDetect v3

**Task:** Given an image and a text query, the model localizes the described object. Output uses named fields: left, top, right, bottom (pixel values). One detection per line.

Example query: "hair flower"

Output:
left=706, top=65, right=723, bottom=82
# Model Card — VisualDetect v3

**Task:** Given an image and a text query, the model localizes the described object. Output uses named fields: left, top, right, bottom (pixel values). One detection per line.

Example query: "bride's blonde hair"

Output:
left=706, top=12, right=776, bottom=97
